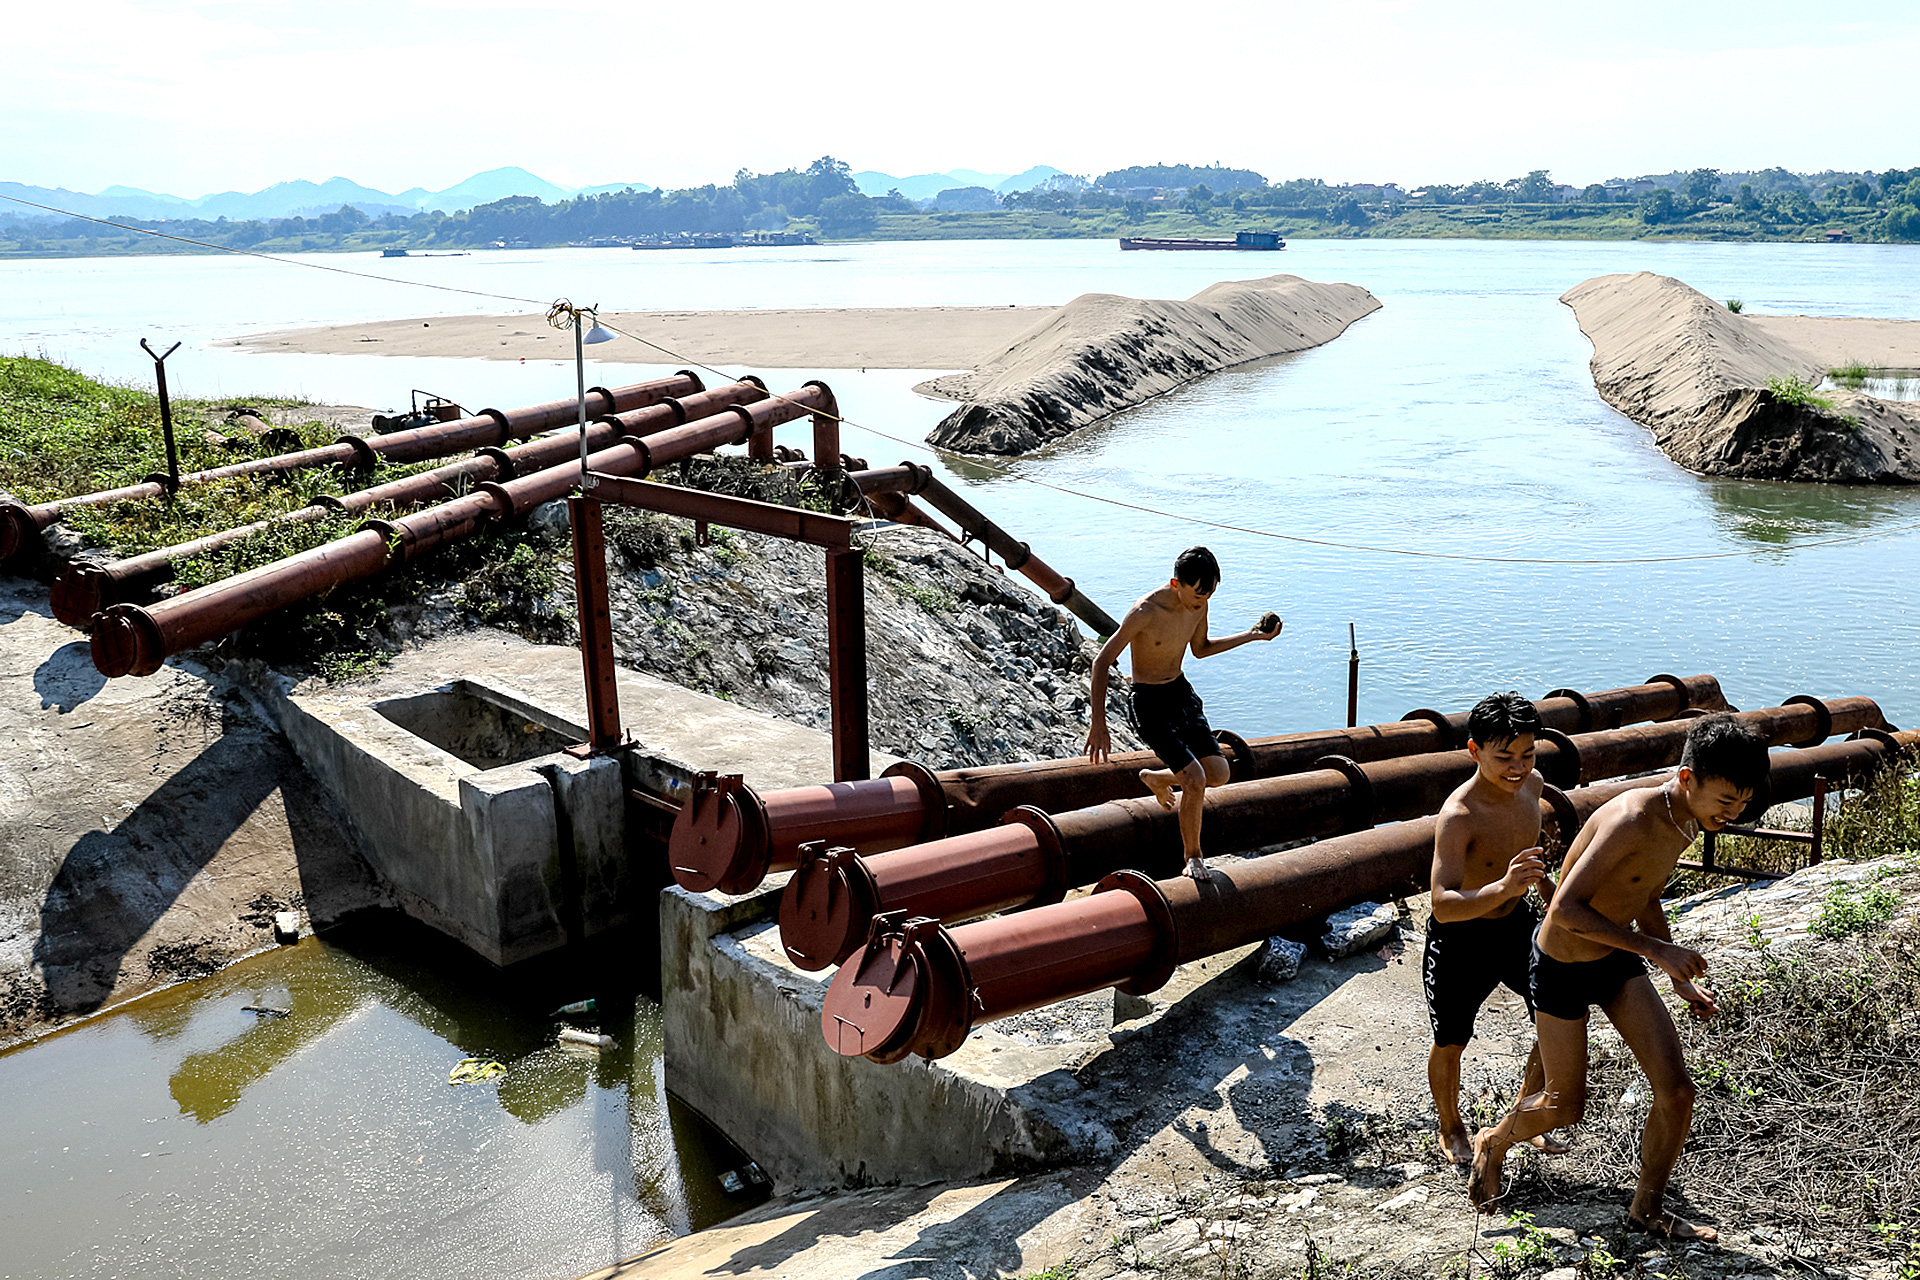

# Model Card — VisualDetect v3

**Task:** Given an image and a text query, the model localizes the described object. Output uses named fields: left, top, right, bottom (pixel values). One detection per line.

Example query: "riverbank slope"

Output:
left=922, top=275, right=1381, bottom=455
left=1562, top=272, right=1920, bottom=482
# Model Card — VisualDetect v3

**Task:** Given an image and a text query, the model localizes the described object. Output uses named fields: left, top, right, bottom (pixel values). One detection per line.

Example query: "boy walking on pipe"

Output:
left=1469, top=713, right=1768, bottom=1241
left=1425, top=692, right=1570, bottom=1165
left=1085, top=546, right=1282, bottom=880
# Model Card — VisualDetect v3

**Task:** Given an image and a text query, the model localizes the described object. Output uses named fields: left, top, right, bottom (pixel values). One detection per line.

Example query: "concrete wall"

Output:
left=661, top=883, right=1075, bottom=1190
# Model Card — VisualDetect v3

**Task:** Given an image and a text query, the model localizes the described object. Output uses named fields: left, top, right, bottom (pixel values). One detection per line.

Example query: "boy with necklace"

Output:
left=1424, top=691, right=1568, bottom=1165
left=1469, top=713, right=1768, bottom=1241
left=1085, top=546, right=1282, bottom=879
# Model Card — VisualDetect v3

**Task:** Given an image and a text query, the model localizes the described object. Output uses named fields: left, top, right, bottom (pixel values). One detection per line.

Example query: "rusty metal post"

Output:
left=569, top=494, right=621, bottom=752
left=1346, top=622, right=1359, bottom=728
left=1810, top=775, right=1827, bottom=864
left=826, top=546, right=870, bottom=782
left=140, top=339, right=183, bottom=491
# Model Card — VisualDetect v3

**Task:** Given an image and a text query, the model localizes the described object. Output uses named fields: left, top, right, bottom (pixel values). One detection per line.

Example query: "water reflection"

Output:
left=0, top=911, right=753, bottom=1280
left=1702, top=477, right=1911, bottom=548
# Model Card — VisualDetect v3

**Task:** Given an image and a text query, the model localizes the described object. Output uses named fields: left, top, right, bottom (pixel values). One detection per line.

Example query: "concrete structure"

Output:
left=661, top=869, right=1268, bottom=1190
left=257, top=630, right=892, bottom=967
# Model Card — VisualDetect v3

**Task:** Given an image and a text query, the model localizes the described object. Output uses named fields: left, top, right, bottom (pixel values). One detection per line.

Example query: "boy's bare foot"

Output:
left=1527, top=1131, right=1570, bottom=1155
left=1439, top=1125, right=1474, bottom=1165
left=1142, top=770, right=1177, bottom=811
left=1628, top=1208, right=1719, bottom=1242
left=1466, top=1128, right=1506, bottom=1208
left=1182, top=856, right=1211, bottom=880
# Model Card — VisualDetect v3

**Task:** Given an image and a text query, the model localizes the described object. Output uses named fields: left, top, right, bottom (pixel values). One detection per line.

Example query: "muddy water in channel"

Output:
left=0, top=916, right=748, bottom=1280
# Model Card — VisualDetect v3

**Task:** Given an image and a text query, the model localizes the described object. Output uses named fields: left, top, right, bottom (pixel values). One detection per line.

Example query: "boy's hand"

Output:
left=1649, top=940, right=1709, bottom=985
left=1498, top=846, right=1547, bottom=897
left=1086, top=722, right=1111, bottom=764
left=1673, top=978, right=1718, bottom=1019
left=1254, top=612, right=1283, bottom=639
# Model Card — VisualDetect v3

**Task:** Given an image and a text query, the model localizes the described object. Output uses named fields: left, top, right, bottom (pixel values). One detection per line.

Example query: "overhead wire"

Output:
left=8, top=188, right=1918, bottom=567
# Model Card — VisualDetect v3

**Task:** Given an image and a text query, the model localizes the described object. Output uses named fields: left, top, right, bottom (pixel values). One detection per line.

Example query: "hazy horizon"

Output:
left=10, top=0, right=1918, bottom=199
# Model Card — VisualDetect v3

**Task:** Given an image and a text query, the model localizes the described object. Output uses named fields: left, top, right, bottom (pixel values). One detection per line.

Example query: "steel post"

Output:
left=826, top=546, right=870, bottom=783
left=570, top=495, right=621, bottom=751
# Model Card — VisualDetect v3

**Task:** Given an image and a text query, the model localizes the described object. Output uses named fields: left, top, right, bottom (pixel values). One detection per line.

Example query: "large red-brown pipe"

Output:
left=88, top=383, right=831, bottom=678
left=1, top=373, right=704, bottom=565
left=779, top=696, right=1881, bottom=969
left=47, top=380, right=767, bottom=628
left=669, top=673, right=1727, bottom=895
left=823, top=726, right=1919, bottom=1063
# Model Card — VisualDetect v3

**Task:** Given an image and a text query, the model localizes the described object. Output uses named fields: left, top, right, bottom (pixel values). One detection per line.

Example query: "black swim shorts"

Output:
left=1528, top=935, right=1649, bottom=1022
left=1130, top=674, right=1222, bottom=774
left=1421, top=899, right=1539, bottom=1047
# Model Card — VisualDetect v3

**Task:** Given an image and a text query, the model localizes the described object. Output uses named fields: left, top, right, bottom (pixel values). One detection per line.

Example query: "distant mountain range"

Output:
left=0, top=167, right=655, bottom=224
left=852, top=167, right=1069, bottom=200
left=1, top=163, right=1076, bottom=225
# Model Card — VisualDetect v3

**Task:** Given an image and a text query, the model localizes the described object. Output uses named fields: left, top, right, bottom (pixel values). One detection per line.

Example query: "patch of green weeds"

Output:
left=1724, top=298, right=1744, bottom=313
left=1831, top=360, right=1873, bottom=384
left=897, top=581, right=957, bottom=614
left=1766, top=373, right=1834, bottom=410
left=1486, top=1212, right=1558, bottom=1277
left=1811, top=881, right=1902, bottom=939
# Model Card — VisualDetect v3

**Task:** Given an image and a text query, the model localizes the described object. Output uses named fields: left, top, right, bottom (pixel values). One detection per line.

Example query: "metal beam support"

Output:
left=585, top=472, right=854, bottom=549
left=826, top=547, right=871, bottom=782
left=569, top=494, right=622, bottom=752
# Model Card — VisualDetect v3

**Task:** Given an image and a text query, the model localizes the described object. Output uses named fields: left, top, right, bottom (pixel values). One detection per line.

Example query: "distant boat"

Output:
left=1119, top=231, right=1286, bottom=251
left=631, top=234, right=736, bottom=250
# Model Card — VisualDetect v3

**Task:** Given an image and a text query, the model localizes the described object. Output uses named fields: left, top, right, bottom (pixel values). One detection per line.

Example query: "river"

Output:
left=0, top=237, right=1915, bottom=1278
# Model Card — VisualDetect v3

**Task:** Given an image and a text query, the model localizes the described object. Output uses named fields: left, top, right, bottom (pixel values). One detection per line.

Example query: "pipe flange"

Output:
left=1313, top=754, right=1376, bottom=831
left=1214, top=729, right=1254, bottom=785
left=1539, top=783, right=1581, bottom=858
left=674, top=369, right=706, bottom=394
left=880, top=759, right=951, bottom=844
left=1004, top=806, right=1070, bottom=907
left=139, top=471, right=181, bottom=493
left=667, top=773, right=773, bottom=895
left=1544, top=687, right=1595, bottom=733
left=476, top=446, right=517, bottom=482
left=1642, top=673, right=1692, bottom=720
left=357, top=517, right=413, bottom=562
left=1048, top=575, right=1076, bottom=606
left=740, top=374, right=769, bottom=392
left=1002, top=540, right=1033, bottom=572
left=1400, top=708, right=1459, bottom=749
left=586, top=385, right=616, bottom=418
left=333, top=432, right=380, bottom=472
left=780, top=842, right=876, bottom=971
left=1783, top=695, right=1833, bottom=747
left=1848, top=726, right=1901, bottom=752
left=1097, top=869, right=1180, bottom=997
left=1535, top=726, right=1582, bottom=788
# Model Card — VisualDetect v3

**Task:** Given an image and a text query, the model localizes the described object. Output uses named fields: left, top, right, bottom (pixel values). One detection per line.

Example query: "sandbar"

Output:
left=220, top=307, right=1053, bottom=371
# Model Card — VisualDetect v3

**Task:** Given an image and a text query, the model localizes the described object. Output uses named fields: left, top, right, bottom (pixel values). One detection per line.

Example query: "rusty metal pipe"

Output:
left=823, top=726, right=1919, bottom=1061
left=89, top=385, right=824, bottom=678
left=779, top=696, right=1881, bottom=969
left=47, top=382, right=762, bottom=628
left=1, top=374, right=703, bottom=565
left=671, top=674, right=1728, bottom=897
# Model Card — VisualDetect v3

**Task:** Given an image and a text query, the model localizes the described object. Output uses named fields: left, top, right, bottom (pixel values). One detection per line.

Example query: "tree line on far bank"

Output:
left=6, top=159, right=1920, bottom=255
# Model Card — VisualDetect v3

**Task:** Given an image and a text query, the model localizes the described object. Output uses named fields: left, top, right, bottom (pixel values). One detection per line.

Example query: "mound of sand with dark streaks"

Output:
left=921, top=275, right=1381, bottom=456
left=1562, top=272, right=1920, bottom=483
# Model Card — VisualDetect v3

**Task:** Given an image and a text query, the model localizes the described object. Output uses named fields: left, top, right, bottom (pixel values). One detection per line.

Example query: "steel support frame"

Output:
left=579, top=471, right=870, bottom=780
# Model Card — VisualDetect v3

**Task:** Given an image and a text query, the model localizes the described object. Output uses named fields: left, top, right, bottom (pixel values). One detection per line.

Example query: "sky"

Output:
left=6, top=0, right=1920, bottom=199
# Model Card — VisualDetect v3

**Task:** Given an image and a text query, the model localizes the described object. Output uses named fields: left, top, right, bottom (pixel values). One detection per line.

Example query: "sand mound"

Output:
left=1562, top=272, right=1920, bottom=483
left=923, top=275, right=1381, bottom=456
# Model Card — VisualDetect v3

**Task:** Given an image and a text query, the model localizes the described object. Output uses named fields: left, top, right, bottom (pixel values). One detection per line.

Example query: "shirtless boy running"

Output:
left=1085, top=546, right=1281, bottom=879
left=1425, top=691, right=1567, bottom=1165
left=1469, top=713, right=1768, bottom=1241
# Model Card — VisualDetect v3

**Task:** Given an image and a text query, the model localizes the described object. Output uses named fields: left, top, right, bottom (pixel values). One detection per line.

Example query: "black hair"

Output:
left=1173, top=546, right=1220, bottom=593
left=1467, top=691, right=1541, bottom=749
left=1679, top=713, right=1769, bottom=793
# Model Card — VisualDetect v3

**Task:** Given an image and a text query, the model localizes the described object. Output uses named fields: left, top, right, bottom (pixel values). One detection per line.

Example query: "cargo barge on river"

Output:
left=1119, top=231, right=1285, bottom=251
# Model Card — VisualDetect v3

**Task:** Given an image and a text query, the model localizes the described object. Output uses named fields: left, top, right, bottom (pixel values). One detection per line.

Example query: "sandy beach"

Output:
left=220, top=306, right=1052, bottom=370
left=1747, top=314, right=1920, bottom=370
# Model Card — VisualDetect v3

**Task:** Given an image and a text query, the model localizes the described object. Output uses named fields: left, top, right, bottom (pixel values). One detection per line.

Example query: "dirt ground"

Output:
left=611, top=859, right=1918, bottom=1280
left=0, top=576, right=388, bottom=1049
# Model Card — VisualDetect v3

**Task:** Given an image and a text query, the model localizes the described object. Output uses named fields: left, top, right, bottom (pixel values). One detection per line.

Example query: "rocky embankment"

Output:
left=1563, top=272, right=1920, bottom=482
left=922, top=275, right=1381, bottom=456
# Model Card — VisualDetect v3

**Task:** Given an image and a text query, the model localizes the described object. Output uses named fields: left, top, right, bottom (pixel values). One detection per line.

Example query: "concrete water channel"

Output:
left=0, top=629, right=892, bottom=1279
